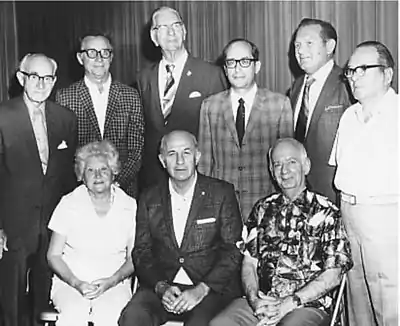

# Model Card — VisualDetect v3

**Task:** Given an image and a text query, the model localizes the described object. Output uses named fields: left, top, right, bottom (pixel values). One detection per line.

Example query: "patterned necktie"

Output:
left=236, top=98, right=245, bottom=147
left=162, top=64, right=176, bottom=122
left=295, top=76, right=315, bottom=143
left=32, top=107, right=49, bottom=174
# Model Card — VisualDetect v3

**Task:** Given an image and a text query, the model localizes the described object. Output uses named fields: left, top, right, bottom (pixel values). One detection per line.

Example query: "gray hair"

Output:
left=18, top=53, right=58, bottom=75
left=159, top=130, right=198, bottom=156
left=151, top=6, right=184, bottom=29
left=75, top=140, right=120, bottom=181
left=268, top=138, right=308, bottom=170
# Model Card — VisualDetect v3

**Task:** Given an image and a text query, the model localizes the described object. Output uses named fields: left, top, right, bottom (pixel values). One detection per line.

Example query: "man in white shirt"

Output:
left=329, top=41, right=398, bottom=326
left=289, top=18, right=353, bottom=204
left=56, top=32, right=144, bottom=198
left=119, top=130, right=243, bottom=326
left=198, top=38, right=293, bottom=221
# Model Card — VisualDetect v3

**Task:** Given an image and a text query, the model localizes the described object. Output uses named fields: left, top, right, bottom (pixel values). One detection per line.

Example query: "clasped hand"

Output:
left=162, top=284, right=207, bottom=315
left=75, top=278, right=114, bottom=300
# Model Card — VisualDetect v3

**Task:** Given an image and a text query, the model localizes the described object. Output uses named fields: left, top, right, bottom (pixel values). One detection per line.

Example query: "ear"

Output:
left=158, top=154, right=166, bottom=169
left=384, top=67, right=394, bottom=86
left=194, top=150, right=201, bottom=166
left=16, top=71, right=25, bottom=87
left=255, top=60, right=262, bottom=75
left=326, top=39, right=336, bottom=57
left=150, top=29, right=159, bottom=47
left=303, top=157, right=311, bottom=176
left=182, top=25, right=187, bottom=42
left=76, top=52, right=84, bottom=66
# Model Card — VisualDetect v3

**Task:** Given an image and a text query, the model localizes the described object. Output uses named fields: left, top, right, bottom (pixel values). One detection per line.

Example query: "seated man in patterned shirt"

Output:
left=210, top=138, right=353, bottom=326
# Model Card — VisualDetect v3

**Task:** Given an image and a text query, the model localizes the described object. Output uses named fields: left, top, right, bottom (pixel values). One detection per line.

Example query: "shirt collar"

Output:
left=230, top=83, right=258, bottom=105
left=307, top=59, right=334, bottom=84
left=84, top=74, right=112, bottom=93
left=23, top=94, right=45, bottom=117
left=161, top=50, right=188, bottom=73
left=282, top=187, right=308, bottom=205
left=169, top=172, right=197, bottom=200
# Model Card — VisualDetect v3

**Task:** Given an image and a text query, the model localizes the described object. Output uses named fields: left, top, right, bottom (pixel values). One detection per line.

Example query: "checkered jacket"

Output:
left=198, top=88, right=293, bottom=221
left=56, top=79, right=144, bottom=198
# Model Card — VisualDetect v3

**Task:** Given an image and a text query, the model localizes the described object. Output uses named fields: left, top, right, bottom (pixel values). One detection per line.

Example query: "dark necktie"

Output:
left=236, top=98, right=245, bottom=147
left=162, top=64, right=176, bottom=121
left=295, top=76, right=315, bottom=143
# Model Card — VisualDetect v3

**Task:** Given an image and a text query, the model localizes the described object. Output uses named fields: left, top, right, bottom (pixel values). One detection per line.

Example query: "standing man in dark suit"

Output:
left=289, top=18, right=352, bottom=203
left=0, top=53, right=77, bottom=326
left=198, top=39, right=293, bottom=221
left=56, top=32, right=144, bottom=198
left=118, top=130, right=243, bottom=326
left=138, top=6, right=227, bottom=191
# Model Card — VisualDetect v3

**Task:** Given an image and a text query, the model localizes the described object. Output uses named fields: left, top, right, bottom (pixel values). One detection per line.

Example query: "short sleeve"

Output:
left=328, top=130, right=339, bottom=166
left=47, top=195, right=72, bottom=236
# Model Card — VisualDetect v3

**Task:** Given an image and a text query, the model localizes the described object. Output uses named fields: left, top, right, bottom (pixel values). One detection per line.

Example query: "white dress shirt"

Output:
left=230, top=83, right=258, bottom=127
left=84, top=75, right=112, bottom=137
left=294, top=59, right=334, bottom=132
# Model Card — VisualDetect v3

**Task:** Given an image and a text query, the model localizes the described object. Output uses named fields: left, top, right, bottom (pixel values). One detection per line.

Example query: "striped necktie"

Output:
left=295, top=76, right=315, bottom=143
left=162, top=64, right=176, bottom=122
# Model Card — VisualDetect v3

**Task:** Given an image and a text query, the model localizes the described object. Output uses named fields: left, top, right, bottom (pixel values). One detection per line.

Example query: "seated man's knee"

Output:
left=118, top=293, right=159, bottom=326
left=278, top=307, right=329, bottom=326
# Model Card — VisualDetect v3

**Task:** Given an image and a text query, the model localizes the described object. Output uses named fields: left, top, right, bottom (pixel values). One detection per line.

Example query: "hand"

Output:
left=74, top=281, right=99, bottom=298
left=251, top=292, right=280, bottom=321
left=161, top=285, right=182, bottom=313
left=0, top=230, right=8, bottom=260
left=255, top=295, right=298, bottom=326
left=84, top=278, right=114, bottom=300
left=171, top=283, right=209, bottom=314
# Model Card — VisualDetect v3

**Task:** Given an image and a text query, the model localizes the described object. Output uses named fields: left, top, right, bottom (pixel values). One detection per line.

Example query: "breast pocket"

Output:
left=190, top=219, right=218, bottom=251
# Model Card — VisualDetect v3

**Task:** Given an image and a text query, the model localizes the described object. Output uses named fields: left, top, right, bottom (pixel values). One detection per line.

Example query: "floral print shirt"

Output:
left=242, top=189, right=352, bottom=310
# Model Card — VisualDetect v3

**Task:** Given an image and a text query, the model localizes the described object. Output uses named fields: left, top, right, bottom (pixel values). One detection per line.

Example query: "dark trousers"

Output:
left=118, top=287, right=235, bottom=326
left=0, top=240, right=51, bottom=326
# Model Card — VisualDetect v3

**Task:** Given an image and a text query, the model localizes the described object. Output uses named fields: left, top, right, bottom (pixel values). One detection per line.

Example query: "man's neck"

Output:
left=232, top=82, right=256, bottom=97
left=85, top=73, right=110, bottom=86
left=283, top=186, right=306, bottom=202
left=23, top=93, right=45, bottom=109
left=360, top=88, right=389, bottom=122
left=170, top=175, right=196, bottom=196
left=162, top=48, right=185, bottom=63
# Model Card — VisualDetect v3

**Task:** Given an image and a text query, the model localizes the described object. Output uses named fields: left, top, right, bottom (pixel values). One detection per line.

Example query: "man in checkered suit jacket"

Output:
left=56, top=32, right=144, bottom=198
left=198, top=39, right=293, bottom=221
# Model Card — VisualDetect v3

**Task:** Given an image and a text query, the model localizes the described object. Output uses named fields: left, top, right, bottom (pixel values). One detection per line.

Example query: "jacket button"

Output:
left=179, top=257, right=184, bottom=263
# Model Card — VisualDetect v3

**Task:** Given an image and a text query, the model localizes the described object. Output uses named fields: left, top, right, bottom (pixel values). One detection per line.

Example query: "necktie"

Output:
left=236, top=98, right=245, bottom=147
left=295, top=76, right=315, bottom=143
left=162, top=64, right=176, bottom=121
left=32, top=107, right=49, bottom=174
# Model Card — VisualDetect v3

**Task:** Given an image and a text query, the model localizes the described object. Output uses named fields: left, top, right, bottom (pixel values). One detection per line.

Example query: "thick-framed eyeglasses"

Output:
left=152, top=21, right=183, bottom=33
left=80, top=48, right=113, bottom=59
left=344, top=64, right=387, bottom=78
left=225, top=58, right=257, bottom=69
left=19, top=71, right=56, bottom=84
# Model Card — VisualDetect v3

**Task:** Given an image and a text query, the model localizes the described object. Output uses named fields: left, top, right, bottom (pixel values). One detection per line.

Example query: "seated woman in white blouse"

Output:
left=47, top=140, right=136, bottom=326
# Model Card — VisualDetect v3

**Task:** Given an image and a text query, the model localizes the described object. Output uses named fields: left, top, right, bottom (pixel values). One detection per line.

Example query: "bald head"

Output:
left=159, top=130, right=198, bottom=156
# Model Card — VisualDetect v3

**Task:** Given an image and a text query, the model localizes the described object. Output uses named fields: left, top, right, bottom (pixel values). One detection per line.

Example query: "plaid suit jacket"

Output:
left=198, top=88, right=293, bottom=221
left=56, top=79, right=144, bottom=198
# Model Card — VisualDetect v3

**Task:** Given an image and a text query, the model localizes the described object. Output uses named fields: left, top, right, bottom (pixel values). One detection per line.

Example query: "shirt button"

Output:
left=179, top=257, right=184, bottom=264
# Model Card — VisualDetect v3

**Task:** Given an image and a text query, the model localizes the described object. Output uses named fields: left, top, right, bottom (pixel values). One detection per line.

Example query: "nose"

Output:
left=36, top=78, right=46, bottom=89
left=176, top=153, right=185, bottom=165
left=95, top=53, right=104, bottom=62
left=94, top=169, right=102, bottom=177
left=281, top=162, right=289, bottom=174
left=234, top=63, right=242, bottom=72
left=167, top=26, right=176, bottom=36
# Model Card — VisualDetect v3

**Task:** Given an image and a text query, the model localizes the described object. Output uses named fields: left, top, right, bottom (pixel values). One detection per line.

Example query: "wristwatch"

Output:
left=292, top=293, right=302, bottom=307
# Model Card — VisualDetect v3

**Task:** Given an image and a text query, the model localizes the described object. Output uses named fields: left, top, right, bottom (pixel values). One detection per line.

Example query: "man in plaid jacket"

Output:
left=56, top=32, right=144, bottom=198
left=198, top=39, right=293, bottom=221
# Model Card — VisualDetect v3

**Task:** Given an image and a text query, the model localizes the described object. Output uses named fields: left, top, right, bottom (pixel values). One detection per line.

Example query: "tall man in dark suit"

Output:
left=138, top=6, right=227, bottom=191
left=118, top=130, right=243, bottom=326
left=198, top=39, right=293, bottom=221
left=56, top=32, right=144, bottom=198
left=0, top=53, right=78, bottom=326
left=289, top=18, right=352, bottom=203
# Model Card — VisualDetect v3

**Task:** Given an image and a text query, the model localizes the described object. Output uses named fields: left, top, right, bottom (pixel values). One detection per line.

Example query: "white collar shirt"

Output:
left=294, top=59, right=334, bottom=132
left=84, top=74, right=112, bottom=137
left=158, top=50, right=188, bottom=104
left=329, top=88, right=399, bottom=198
left=230, top=83, right=258, bottom=127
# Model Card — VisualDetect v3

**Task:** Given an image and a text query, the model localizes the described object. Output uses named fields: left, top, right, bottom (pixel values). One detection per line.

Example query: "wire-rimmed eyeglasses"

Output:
left=80, top=48, right=113, bottom=60
left=225, top=58, right=257, bottom=69
left=344, top=64, right=387, bottom=78
left=19, top=71, right=56, bottom=84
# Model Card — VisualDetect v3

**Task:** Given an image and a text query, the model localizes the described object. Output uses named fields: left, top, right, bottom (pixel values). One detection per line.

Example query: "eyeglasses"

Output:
left=19, top=71, right=56, bottom=84
left=80, top=48, right=113, bottom=59
left=344, top=64, right=387, bottom=78
left=152, top=22, right=183, bottom=33
left=225, top=58, right=257, bottom=69
left=85, top=167, right=111, bottom=177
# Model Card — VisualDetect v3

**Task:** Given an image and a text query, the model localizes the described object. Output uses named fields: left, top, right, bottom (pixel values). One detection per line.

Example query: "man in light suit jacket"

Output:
left=0, top=53, right=77, bottom=326
left=138, top=6, right=227, bottom=191
left=56, top=32, right=144, bottom=198
left=289, top=18, right=353, bottom=203
left=198, top=39, right=293, bottom=221
left=118, top=130, right=243, bottom=326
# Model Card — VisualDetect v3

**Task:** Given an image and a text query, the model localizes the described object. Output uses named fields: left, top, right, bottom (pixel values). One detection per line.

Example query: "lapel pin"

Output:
left=187, top=70, right=192, bottom=76
left=201, top=191, right=205, bottom=196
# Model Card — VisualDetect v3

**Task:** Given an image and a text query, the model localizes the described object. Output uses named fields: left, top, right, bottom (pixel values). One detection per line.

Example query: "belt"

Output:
left=341, top=192, right=399, bottom=205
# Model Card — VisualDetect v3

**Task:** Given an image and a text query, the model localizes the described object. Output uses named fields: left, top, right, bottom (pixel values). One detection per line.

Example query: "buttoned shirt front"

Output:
left=241, top=189, right=352, bottom=311
left=294, top=59, right=334, bottom=132
left=84, top=75, right=112, bottom=137
left=230, top=83, right=258, bottom=128
left=158, top=50, right=189, bottom=105
left=329, top=88, right=399, bottom=198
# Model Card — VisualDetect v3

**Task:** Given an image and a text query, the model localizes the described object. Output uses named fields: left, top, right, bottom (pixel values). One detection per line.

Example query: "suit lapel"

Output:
left=78, top=80, right=102, bottom=139
left=104, top=82, right=119, bottom=132
left=290, top=76, right=305, bottom=111
left=222, top=91, right=240, bottom=148
left=149, top=63, right=165, bottom=128
left=306, top=66, right=340, bottom=140
left=243, top=89, right=262, bottom=144
left=173, top=56, right=192, bottom=106
left=45, top=101, right=59, bottom=174
left=161, top=183, right=180, bottom=249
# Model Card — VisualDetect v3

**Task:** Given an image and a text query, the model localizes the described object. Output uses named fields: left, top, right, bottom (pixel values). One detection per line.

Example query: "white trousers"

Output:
left=341, top=200, right=398, bottom=326
left=51, top=279, right=132, bottom=326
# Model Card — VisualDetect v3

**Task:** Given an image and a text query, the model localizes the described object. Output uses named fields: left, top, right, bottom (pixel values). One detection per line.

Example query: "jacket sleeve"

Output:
left=202, top=183, right=243, bottom=293
left=197, top=99, right=213, bottom=176
left=279, top=96, right=294, bottom=138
